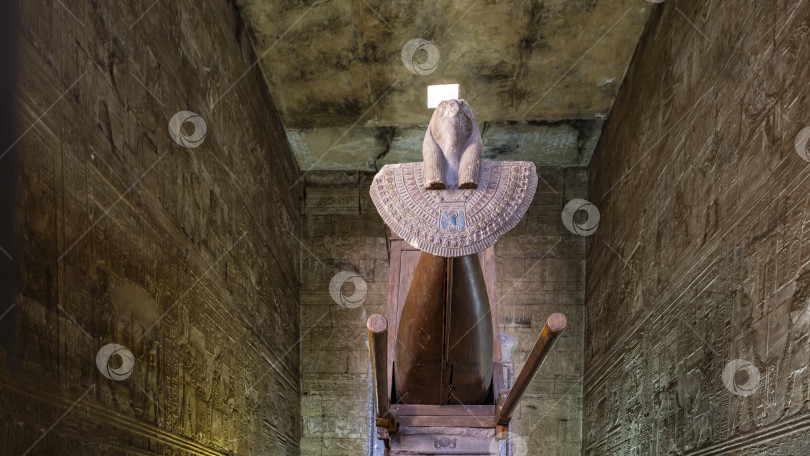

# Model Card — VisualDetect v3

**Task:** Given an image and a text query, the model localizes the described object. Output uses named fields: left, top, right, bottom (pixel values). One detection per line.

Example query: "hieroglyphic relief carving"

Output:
left=586, top=187, right=810, bottom=455
left=583, top=0, right=810, bottom=452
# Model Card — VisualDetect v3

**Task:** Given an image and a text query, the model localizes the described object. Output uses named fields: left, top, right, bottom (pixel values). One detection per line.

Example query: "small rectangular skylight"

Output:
left=427, top=84, right=460, bottom=108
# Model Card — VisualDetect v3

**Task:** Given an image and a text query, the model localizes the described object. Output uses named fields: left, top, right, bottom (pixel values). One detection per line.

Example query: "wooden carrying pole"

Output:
left=496, top=313, right=567, bottom=426
left=367, top=314, right=390, bottom=419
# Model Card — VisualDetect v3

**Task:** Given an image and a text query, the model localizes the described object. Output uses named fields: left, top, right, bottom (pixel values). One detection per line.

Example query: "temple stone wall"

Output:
left=299, top=171, right=391, bottom=456
left=584, top=1, right=810, bottom=454
left=0, top=0, right=302, bottom=455
left=498, top=167, right=586, bottom=455
left=299, top=167, right=585, bottom=455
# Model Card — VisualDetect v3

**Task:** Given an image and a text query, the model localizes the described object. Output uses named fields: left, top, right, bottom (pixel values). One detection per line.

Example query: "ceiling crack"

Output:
left=371, top=127, right=396, bottom=170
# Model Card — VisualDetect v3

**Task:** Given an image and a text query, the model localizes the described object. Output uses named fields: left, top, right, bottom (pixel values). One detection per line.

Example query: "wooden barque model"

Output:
left=367, top=100, right=567, bottom=455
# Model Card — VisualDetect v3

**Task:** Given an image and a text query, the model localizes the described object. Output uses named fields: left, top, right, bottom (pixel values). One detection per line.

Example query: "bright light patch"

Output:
left=427, top=84, right=459, bottom=108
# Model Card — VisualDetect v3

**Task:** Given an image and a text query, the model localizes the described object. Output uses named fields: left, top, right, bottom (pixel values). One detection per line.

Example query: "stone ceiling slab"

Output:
left=235, top=0, right=652, bottom=168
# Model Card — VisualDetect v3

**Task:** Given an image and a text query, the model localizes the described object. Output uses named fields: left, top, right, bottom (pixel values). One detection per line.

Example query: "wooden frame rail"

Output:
left=367, top=315, right=392, bottom=423
left=496, top=313, right=567, bottom=426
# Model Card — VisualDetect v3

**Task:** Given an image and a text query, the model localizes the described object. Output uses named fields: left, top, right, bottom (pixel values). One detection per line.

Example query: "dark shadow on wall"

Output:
left=0, top=0, right=19, bottom=374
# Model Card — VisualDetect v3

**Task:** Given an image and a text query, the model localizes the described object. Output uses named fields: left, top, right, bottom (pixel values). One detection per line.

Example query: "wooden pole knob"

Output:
left=367, top=314, right=388, bottom=334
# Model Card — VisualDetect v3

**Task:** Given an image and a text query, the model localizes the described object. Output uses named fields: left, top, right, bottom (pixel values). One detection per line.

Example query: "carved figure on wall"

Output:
left=781, top=270, right=810, bottom=416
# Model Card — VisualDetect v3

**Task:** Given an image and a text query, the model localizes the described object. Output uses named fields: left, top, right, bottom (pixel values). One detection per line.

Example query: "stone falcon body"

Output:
left=370, top=100, right=537, bottom=405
